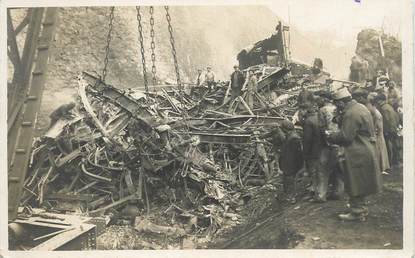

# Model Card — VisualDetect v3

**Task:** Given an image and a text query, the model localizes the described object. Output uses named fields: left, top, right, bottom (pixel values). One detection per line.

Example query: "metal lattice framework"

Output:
left=7, top=8, right=59, bottom=221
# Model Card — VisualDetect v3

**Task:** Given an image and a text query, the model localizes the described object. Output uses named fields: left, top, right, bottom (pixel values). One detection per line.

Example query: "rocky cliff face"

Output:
left=349, top=29, right=401, bottom=83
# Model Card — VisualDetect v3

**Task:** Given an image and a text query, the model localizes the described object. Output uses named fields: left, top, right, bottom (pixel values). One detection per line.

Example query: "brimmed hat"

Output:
left=332, top=87, right=351, bottom=100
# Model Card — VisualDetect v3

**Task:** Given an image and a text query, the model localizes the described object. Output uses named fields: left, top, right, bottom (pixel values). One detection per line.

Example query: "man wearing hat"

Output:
left=205, top=66, right=216, bottom=91
left=230, top=65, right=245, bottom=101
left=327, top=87, right=381, bottom=221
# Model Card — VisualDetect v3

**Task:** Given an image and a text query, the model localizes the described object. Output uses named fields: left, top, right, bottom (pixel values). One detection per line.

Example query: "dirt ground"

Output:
left=213, top=164, right=403, bottom=249
left=97, top=164, right=402, bottom=250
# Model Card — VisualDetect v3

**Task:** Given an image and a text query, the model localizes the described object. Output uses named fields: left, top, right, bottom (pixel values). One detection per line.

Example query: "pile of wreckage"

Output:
left=19, top=62, right=328, bottom=244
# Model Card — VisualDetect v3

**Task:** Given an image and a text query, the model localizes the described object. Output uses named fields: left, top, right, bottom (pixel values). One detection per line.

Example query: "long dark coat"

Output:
left=230, top=70, right=245, bottom=90
left=279, top=130, right=304, bottom=176
left=329, top=100, right=381, bottom=197
left=302, top=111, right=323, bottom=160
left=379, top=102, right=399, bottom=136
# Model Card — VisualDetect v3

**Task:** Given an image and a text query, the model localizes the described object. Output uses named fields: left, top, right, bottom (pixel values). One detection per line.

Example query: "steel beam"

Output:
left=185, top=131, right=252, bottom=144
left=6, top=9, right=22, bottom=76
left=14, top=9, right=31, bottom=35
left=8, top=8, right=44, bottom=134
left=8, top=8, right=58, bottom=221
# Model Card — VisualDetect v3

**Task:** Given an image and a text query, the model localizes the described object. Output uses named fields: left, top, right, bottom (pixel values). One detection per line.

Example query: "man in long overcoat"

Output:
left=279, top=120, right=304, bottom=202
left=327, top=87, right=381, bottom=221
left=375, top=93, right=400, bottom=166
left=353, top=90, right=390, bottom=173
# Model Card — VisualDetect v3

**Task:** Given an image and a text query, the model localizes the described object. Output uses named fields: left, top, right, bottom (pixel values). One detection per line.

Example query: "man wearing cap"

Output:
left=246, top=70, right=258, bottom=109
left=374, top=93, right=400, bottom=166
left=301, top=102, right=325, bottom=202
left=205, top=66, right=216, bottom=91
left=230, top=65, right=245, bottom=101
left=327, top=87, right=381, bottom=221
left=365, top=92, right=391, bottom=173
left=310, top=58, right=330, bottom=85
left=316, top=92, right=344, bottom=200
left=386, top=80, right=400, bottom=111
left=279, top=120, right=304, bottom=203
left=298, top=85, right=314, bottom=108
left=194, top=69, right=204, bottom=87
left=353, top=89, right=390, bottom=173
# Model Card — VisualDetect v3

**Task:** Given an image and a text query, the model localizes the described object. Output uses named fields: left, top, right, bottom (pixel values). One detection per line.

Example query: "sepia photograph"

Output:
left=2, top=0, right=414, bottom=256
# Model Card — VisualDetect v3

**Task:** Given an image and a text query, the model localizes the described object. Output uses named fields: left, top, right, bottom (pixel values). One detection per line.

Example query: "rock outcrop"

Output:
left=349, top=29, right=401, bottom=83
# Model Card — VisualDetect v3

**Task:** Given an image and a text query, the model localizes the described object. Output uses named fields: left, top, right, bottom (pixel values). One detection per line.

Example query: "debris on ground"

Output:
left=16, top=33, right=353, bottom=249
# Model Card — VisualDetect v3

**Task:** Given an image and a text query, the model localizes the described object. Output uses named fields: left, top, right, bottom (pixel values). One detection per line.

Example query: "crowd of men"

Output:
left=193, top=60, right=402, bottom=222
left=282, top=65, right=402, bottom=222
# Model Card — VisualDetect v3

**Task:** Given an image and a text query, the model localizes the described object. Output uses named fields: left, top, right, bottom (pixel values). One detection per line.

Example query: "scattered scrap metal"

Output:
left=19, top=63, right=328, bottom=246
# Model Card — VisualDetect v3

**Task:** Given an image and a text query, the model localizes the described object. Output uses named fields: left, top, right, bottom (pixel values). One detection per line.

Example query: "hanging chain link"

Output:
left=164, top=6, right=182, bottom=90
left=136, top=6, right=149, bottom=94
left=102, top=7, right=115, bottom=82
left=149, top=6, right=157, bottom=89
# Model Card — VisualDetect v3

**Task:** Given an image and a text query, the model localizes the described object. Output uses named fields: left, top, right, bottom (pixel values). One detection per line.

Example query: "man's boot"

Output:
left=338, top=207, right=368, bottom=221
left=338, top=212, right=367, bottom=222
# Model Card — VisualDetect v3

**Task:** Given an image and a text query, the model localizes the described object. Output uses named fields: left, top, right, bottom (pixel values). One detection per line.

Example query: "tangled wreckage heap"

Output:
left=14, top=27, right=336, bottom=249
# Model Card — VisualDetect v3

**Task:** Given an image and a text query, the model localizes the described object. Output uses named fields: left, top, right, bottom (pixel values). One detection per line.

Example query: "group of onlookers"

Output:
left=278, top=69, right=402, bottom=221
left=193, top=63, right=402, bottom=222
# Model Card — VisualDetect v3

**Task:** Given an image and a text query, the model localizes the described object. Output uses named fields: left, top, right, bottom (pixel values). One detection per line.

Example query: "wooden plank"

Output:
left=31, top=223, right=96, bottom=251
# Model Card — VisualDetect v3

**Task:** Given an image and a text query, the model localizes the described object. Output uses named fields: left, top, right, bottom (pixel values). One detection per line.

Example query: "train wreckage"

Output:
left=8, top=12, right=359, bottom=250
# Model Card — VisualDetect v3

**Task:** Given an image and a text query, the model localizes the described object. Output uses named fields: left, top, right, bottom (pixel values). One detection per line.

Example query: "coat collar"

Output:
left=344, top=99, right=358, bottom=112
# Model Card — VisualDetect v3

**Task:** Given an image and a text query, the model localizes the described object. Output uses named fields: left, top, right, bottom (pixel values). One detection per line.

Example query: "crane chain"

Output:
left=149, top=6, right=157, bottom=89
left=164, top=6, right=182, bottom=91
left=102, top=7, right=115, bottom=82
left=136, top=6, right=149, bottom=95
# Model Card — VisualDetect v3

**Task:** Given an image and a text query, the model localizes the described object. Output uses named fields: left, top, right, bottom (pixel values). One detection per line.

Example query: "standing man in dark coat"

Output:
left=316, top=92, right=344, bottom=200
left=375, top=93, right=400, bottom=166
left=386, top=80, right=400, bottom=110
left=279, top=120, right=304, bottom=202
left=302, top=103, right=324, bottom=202
left=327, top=87, right=381, bottom=221
left=230, top=65, right=245, bottom=101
